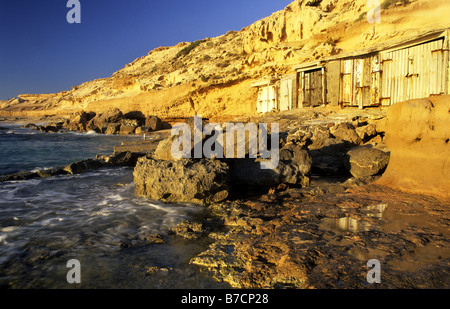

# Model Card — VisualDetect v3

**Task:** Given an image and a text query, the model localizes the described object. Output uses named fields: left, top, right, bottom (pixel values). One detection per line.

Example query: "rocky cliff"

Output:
left=2, top=0, right=450, bottom=120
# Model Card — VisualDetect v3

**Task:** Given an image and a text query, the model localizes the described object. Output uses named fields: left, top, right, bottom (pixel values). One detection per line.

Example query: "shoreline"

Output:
left=1, top=105, right=449, bottom=289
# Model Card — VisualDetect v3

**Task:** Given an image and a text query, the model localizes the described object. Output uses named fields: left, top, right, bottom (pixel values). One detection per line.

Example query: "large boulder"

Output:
left=345, top=145, right=390, bottom=179
left=229, top=143, right=312, bottom=189
left=91, top=108, right=124, bottom=132
left=145, top=116, right=163, bottom=131
left=330, top=122, right=362, bottom=146
left=66, top=111, right=96, bottom=131
left=133, top=157, right=230, bottom=205
left=119, top=119, right=139, bottom=135
left=124, top=111, right=146, bottom=126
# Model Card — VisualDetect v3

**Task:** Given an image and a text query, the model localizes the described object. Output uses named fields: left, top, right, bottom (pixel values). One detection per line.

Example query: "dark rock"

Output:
left=229, top=156, right=311, bottom=190
left=63, top=159, right=105, bottom=175
left=37, top=124, right=59, bottom=133
left=23, top=123, right=38, bottom=129
left=108, top=151, right=146, bottom=167
left=1, top=171, right=39, bottom=182
left=124, top=111, right=146, bottom=126
left=36, top=168, right=68, bottom=178
left=309, top=138, right=350, bottom=175
left=145, top=116, right=163, bottom=131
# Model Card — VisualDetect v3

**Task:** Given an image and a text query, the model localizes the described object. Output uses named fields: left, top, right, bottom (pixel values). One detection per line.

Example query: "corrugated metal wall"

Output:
left=380, top=38, right=446, bottom=106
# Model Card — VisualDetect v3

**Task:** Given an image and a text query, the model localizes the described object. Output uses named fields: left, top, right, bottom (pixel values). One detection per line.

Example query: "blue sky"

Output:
left=0, top=0, right=292, bottom=100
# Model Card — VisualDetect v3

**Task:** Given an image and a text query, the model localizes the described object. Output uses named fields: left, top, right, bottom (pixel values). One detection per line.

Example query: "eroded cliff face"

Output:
left=2, top=0, right=450, bottom=120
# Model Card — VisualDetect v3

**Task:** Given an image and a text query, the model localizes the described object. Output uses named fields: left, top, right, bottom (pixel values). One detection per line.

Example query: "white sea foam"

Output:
left=1, top=226, right=19, bottom=233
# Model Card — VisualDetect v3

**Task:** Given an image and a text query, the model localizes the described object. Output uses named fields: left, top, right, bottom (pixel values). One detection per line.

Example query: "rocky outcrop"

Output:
left=377, top=96, right=450, bottom=200
left=133, top=157, right=230, bottom=205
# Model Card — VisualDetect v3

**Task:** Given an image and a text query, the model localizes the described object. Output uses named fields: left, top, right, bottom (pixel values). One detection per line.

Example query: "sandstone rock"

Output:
left=104, top=123, right=121, bottom=135
left=153, top=135, right=179, bottom=161
left=279, top=143, right=312, bottom=176
left=133, top=157, right=230, bottom=205
left=377, top=96, right=450, bottom=200
left=91, top=108, right=124, bottom=132
left=145, top=116, right=162, bottom=131
left=135, top=126, right=152, bottom=134
left=330, top=123, right=362, bottom=145
left=345, top=145, right=390, bottom=179
left=355, top=124, right=378, bottom=142
left=98, top=108, right=123, bottom=124
left=67, top=111, right=96, bottom=131
left=119, top=123, right=138, bottom=135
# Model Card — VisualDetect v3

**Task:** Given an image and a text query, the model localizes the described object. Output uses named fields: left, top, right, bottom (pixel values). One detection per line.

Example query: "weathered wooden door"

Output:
left=342, top=56, right=379, bottom=108
left=303, top=69, right=323, bottom=107
left=280, top=78, right=293, bottom=111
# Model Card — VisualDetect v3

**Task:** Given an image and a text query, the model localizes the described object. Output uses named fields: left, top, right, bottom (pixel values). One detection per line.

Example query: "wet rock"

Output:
left=107, top=151, right=146, bottom=167
left=133, top=157, right=230, bottom=205
left=36, top=168, right=67, bottom=178
left=63, top=159, right=105, bottom=175
left=38, top=124, right=59, bottom=133
left=169, top=221, right=205, bottom=240
left=0, top=171, right=39, bottom=182
left=23, top=123, right=38, bottom=129
left=344, top=145, right=390, bottom=179
left=140, top=233, right=165, bottom=244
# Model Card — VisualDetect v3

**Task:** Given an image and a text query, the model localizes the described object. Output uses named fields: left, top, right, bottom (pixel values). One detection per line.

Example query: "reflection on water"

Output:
left=320, top=204, right=388, bottom=233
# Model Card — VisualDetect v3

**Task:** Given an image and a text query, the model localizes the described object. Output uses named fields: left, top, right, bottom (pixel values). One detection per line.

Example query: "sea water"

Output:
left=0, top=123, right=228, bottom=288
